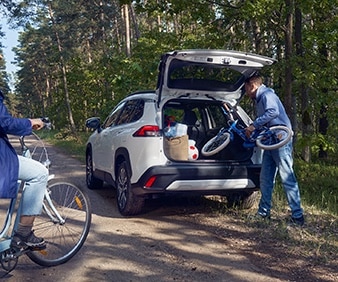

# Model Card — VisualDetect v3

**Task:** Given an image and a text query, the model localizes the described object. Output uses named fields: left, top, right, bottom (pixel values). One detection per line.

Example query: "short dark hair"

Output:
left=245, top=75, right=262, bottom=85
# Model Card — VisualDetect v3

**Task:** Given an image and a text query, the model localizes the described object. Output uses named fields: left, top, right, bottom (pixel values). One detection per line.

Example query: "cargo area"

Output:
left=162, top=99, right=255, bottom=163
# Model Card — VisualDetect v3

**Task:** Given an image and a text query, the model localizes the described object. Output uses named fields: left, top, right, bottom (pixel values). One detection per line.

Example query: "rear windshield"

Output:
left=167, top=59, right=244, bottom=91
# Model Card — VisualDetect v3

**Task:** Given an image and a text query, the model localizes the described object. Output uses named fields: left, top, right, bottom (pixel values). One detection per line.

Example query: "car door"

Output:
left=92, top=101, right=126, bottom=172
left=94, top=99, right=144, bottom=174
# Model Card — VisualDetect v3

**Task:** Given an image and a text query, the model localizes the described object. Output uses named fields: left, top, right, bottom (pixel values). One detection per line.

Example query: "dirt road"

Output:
left=1, top=136, right=336, bottom=281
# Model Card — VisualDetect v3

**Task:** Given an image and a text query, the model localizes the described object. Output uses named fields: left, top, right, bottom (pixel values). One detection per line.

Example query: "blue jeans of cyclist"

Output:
left=258, top=140, right=303, bottom=219
left=18, top=156, right=48, bottom=216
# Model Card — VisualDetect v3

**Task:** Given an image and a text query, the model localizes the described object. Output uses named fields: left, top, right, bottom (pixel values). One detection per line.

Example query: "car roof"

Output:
left=124, top=90, right=157, bottom=101
left=156, top=49, right=276, bottom=103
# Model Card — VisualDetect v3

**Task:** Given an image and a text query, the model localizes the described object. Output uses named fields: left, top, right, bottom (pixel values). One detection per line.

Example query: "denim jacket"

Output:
left=0, top=94, right=32, bottom=198
left=252, top=85, right=292, bottom=130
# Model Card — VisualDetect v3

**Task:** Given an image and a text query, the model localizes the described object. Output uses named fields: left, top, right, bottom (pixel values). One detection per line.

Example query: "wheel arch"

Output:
left=115, top=148, right=132, bottom=178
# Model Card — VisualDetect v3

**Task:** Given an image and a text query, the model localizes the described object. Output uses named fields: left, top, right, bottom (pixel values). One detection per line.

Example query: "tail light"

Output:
left=133, top=125, right=161, bottom=137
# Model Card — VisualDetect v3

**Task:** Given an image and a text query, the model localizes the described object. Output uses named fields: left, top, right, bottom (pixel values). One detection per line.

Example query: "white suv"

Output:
left=85, top=50, right=276, bottom=215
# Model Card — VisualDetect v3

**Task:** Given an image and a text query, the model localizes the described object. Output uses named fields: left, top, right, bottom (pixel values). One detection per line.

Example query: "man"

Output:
left=244, top=75, right=304, bottom=226
left=0, top=90, right=48, bottom=249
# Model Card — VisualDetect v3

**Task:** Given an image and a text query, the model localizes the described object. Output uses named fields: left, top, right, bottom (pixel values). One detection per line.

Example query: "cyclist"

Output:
left=244, top=75, right=304, bottom=226
left=0, top=90, right=48, bottom=249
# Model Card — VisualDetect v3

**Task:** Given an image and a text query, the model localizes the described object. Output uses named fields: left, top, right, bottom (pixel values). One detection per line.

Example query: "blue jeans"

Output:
left=258, top=140, right=303, bottom=219
left=18, top=156, right=48, bottom=216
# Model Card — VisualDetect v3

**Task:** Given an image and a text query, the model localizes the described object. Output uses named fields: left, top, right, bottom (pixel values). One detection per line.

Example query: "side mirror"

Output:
left=86, top=117, right=101, bottom=132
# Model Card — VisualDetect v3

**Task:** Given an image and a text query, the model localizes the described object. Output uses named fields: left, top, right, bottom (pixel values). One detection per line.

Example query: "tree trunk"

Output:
left=318, top=104, right=328, bottom=159
left=295, top=5, right=311, bottom=162
left=48, top=2, right=77, bottom=136
left=123, top=4, right=131, bottom=57
left=129, top=3, right=140, bottom=40
left=252, top=20, right=262, bottom=54
left=284, top=0, right=296, bottom=130
left=317, top=42, right=329, bottom=159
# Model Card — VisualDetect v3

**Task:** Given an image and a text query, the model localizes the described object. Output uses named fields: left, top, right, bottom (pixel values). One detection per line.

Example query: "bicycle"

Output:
left=0, top=119, right=92, bottom=272
left=201, top=106, right=293, bottom=157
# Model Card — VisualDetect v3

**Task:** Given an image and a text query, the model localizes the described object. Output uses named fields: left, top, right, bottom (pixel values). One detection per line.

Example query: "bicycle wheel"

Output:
left=27, top=180, right=91, bottom=266
left=201, top=131, right=231, bottom=156
left=256, top=125, right=293, bottom=150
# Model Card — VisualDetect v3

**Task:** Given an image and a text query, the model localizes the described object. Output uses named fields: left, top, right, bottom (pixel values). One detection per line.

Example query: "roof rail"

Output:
left=126, top=90, right=156, bottom=97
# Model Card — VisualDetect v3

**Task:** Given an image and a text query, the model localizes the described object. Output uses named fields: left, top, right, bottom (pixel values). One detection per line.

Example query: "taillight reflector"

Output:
left=145, top=176, right=157, bottom=188
left=133, top=125, right=161, bottom=137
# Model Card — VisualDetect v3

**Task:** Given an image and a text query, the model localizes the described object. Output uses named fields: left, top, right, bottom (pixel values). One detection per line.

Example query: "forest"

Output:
left=0, top=0, right=337, bottom=163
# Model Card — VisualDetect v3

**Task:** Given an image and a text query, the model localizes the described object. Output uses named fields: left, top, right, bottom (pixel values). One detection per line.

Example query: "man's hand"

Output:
left=30, top=118, right=44, bottom=130
left=245, top=124, right=255, bottom=138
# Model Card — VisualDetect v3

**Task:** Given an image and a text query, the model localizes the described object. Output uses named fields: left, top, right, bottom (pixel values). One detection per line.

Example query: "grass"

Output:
left=37, top=130, right=90, bottom=163
left=242, top=209, right=337, bottom=277
left=197, top=193, right=337, bottom=276
left=294, top=159, right=338, bottom=215
left=246, top=157, right=338, bottom=273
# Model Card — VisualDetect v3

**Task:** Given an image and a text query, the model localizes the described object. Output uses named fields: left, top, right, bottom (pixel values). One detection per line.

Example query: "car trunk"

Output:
left=157, top=50, right=275, bottom=164
left=162, top=99, right=254, bottom=163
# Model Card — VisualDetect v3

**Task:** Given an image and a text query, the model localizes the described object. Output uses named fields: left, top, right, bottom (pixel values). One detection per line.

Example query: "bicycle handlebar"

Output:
left=19, top=117, right=52, bottom=149
left=40, top=117, right=52, bottom=130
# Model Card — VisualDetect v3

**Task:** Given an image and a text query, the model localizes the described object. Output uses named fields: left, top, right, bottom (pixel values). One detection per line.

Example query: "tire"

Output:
left=201, top=131, right=231, bottom=156
left=27, top=180, right=92, bottom=266
left=116, top=161, right=144, bottom=216
left=226, top=191, right=258, bottom=209
left=86, top=149, right=103, bottom=189
left=256, top=125, right=292, bottom=150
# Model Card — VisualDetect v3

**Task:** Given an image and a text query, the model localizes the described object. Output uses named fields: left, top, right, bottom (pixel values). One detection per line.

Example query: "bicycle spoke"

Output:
left=256, top=125, right=292, bottom=150
left=27, top=181, right=91, bottom=267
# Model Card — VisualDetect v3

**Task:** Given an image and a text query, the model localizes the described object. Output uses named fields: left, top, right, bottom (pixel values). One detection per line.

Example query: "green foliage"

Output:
left=295, top=159, right=338, bottom=215
left=0, top=0, right=337, bottom=162
left=295, top=133, right=336, bottom=158
left=0, top=47, right=10, bottom=96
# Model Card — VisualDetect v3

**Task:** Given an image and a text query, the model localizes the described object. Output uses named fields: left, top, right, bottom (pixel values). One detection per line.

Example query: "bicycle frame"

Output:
left=226, top=120, right=265, bottom=149
left=0, top=180, right=35, bottom=272
left=0, top=183, right=23, bottom=252
left=42, top=181, right=66, bottom=225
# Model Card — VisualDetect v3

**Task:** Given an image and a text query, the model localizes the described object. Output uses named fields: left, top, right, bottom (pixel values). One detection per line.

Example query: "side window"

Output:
left=116, top=99, right=145, bottom=125
left=163, top=107, right=201, bottom=126
left=129, top=100, right=144, bottom=123
left=163, top=108, right=184, bottom=124
left=207, top=105, right=227, bottom=129
left=102, top=102, right=126, bottom=128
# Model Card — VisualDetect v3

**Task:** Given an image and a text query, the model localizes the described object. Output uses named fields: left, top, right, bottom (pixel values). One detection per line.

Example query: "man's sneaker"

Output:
left=248, top=212, right=271, bottom=221
left=290, top=215, right=305, bottom=226
left=256, top=211, right=271, bottom=219
left=11, top=230, right=46, bottom=250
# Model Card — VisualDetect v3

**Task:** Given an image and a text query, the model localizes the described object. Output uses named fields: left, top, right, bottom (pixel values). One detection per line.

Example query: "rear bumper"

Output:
left=131, top=162, right=260, bottom=196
